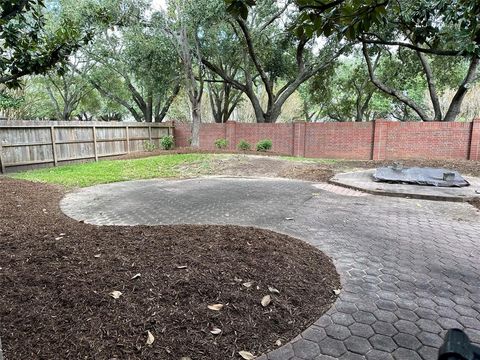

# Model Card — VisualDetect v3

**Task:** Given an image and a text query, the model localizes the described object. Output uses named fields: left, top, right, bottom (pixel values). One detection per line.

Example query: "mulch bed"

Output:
left=0, top=178, right=339, bottom=360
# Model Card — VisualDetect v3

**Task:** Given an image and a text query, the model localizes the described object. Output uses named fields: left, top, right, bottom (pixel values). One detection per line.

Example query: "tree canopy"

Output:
left=0, top=0, right=87, bottom=87
left=1, top=0, right=479, bottom=126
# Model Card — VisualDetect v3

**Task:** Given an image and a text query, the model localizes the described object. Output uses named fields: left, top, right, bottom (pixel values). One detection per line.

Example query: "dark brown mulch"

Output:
left=0, top=178, right=339, bottom=360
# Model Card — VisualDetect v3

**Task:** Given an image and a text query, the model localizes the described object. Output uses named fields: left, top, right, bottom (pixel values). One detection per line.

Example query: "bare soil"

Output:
left=0, top=178, right=339, bottom=360
left=122, top=148, right=480, bottom=179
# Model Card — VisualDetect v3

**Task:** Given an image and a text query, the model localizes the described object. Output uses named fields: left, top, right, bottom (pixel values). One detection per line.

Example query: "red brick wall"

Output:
left=173, top=120, right=480, bottom=161
left=304, top=122, right=374, bottom=159
left=198, top=123, right=227, bottom=150
left=382, top=121, right=472, bottom=160
left=173, top=123, right=191, bottom=147
left=234, top=123, right=294, bottom=154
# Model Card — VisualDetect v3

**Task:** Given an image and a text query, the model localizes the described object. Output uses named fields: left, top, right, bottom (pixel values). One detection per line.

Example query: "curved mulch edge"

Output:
left=0, top=178, right=340, bottom=360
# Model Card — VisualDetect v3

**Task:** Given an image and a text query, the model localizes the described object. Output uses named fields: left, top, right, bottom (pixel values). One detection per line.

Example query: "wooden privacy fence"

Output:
left=0, top=121, right=173, bottom=173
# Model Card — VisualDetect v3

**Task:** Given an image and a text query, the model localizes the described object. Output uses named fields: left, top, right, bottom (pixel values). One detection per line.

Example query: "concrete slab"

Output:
left=330, top=169, right=480, bottom=202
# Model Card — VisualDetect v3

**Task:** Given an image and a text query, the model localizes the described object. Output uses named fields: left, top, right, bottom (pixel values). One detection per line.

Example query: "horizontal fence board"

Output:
left=0, top=121, right=173, bottom=173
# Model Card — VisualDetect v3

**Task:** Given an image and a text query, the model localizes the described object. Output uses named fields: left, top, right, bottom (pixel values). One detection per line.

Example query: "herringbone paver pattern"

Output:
left=61, top=177, right=480, bottom=360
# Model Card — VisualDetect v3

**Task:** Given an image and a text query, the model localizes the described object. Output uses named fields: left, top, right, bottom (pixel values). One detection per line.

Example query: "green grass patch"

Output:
left=13, top=154, right=212, bottom=188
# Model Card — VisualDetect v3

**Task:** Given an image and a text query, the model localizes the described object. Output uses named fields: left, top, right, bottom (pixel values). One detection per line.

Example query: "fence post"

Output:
left=293, top=122, right=306, bottom=157
left=92, top=126, right=98, bottom=161
left=469, top=119, right=480, bottom=160
left=226, top=121, right=236, bottom=150
left=50, top=126, right=58, bottom=166
left=126, top=126, right=130, bottom=154
left=372, top=119, right=389, bottom=160
left=0, top=144, right=5, bottom=174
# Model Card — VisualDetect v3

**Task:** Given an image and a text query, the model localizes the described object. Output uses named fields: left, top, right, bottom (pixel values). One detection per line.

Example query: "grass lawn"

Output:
left=12, top=153, right=213, bottom=187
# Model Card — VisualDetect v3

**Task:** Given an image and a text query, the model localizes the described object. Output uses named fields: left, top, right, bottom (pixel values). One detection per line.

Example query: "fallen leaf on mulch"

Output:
left=268, top=286, right=280, bottom=294
left=275, top=339, right=282, bottom=346
left=210, top=327, right=222, bottom=335
left=131, top=273, right=141, bottom=280
left=333, top=289, right=341, bottom=295
left=242, top=281, right=253, bottom=288
left=146, top=330, right=155, bottom=345
left=261, top=295, right=271, bottom=307
left=239, top=350, right=255, bottom=359
left=110, top=291, right=122, bottom=299
left=207, top=304, right=224, bottom=311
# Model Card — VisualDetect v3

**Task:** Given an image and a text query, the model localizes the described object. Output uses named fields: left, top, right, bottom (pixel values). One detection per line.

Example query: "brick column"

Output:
left=293, top=122, right=306, bottom=157
left=469, top=118, right=480, bottom=160
left=372, top=119, right=389, bottom=160
left=226, top=121, right=236, bottom=150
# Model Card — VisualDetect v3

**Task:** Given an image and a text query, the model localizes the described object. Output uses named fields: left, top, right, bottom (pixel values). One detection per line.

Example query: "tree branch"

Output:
left=360, top=37, right=463, bottom=57
left=362, top=42, right=430, bottom=121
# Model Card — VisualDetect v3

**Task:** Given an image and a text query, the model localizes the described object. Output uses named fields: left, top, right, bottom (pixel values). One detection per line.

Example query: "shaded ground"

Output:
left=0, top=178, right=339, bottom=360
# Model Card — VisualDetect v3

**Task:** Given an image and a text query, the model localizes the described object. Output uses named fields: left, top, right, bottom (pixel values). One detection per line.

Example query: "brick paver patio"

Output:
left=61, top=177, right=480, bottom=359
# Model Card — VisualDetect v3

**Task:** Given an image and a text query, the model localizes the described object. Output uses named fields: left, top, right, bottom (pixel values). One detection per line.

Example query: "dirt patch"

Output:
left=172, top=153, right=480, bottom=184
left=117, top=148, right=289, bottom=160
left=176, top=155, right=335, bottom=183
left=0, top=178, right=339, bottom=360
left=471, top=198, right=480, bottom=210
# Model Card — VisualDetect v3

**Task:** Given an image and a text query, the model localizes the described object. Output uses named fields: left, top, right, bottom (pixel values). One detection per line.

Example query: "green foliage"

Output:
left=0, top=0, right=88, bottom=87
left=160, top=135, right=175, bottom=150
left=0, top=92, right=24, bottom=110
left=143, top=140, right=157, bottom=152
left=256, top=139, right=272, bottom=152
left=237, top=139, right=251, bottom=151
left=214, top=138, right=228, bottom=149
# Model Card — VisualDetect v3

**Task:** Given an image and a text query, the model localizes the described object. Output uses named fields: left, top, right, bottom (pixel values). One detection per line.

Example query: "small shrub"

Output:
left=214, top=138, right=228, bottom=149
left=237, top=139, right=251, bottom=151
left=256, top=139, right=273, bottom=152
left=143, top=140, right=157, bottom=152
left=160, top=135, right=175, bottom=150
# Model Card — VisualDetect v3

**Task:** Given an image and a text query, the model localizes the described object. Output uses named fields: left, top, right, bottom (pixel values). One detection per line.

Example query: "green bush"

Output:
left=214, top=138, right=228, bottom=149
left=237, top=139, right=252, bottom=151
left=256, top=139, right=272, bottom=152
left=143, top=140, right=157, bottom=152
left=160, top=135, right=175, bottom=150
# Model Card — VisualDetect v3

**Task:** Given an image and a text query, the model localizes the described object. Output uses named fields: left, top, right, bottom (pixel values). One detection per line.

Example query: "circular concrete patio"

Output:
left=61, top=176, right=480, bottom=360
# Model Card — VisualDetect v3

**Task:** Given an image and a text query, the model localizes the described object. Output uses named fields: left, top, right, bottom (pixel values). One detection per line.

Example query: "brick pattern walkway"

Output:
left=61, top=178, right=480, bottom=360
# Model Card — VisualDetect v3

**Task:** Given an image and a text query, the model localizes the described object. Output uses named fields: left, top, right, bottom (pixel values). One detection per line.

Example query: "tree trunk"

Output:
left=145, top=93, right=153, bottom=122
left=155, top=82, right=181, bottom=122
left=443, top=56, right=479, bottom=122
left=190, top=99, right=201, bottom=147
left=416, top=51, right=442, bottom=121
